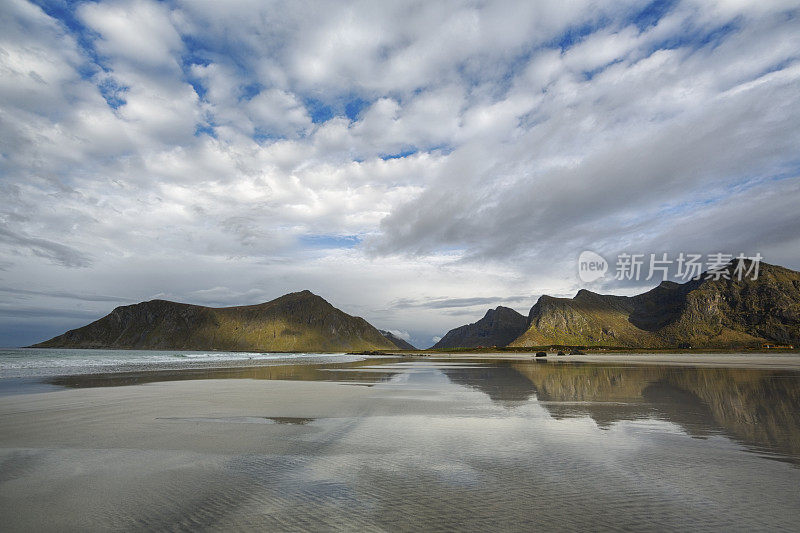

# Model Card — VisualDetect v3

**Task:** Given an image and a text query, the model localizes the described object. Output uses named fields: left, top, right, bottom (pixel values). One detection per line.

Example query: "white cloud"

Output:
left=388, top=329, right=412, bottom=342
left=79, top=0, right=183, bottom=69
left=247, top=89, right=312, bottom=137
left=1, top=0, right=798, bottom=346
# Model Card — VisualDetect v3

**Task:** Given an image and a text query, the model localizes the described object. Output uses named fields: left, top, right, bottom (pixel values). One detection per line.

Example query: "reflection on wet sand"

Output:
left=3, top=357, right=800, bottom=531
left=44, top=357, right=800, bottom=462
left=444, top=360, right=800, bottom=461
left=156, top=416, right=316, bottom=425
left=47, top=357, right=405, bottom=388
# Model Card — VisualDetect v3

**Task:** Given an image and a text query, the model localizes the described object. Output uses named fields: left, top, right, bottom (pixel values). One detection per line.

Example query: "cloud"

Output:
left=247, top=89, right=312, bottom=137
left=0, top=305, right=102, bottom=320
left=387, top=329, right=412, bottom=342
left=0, top=227, right=92, bottom=268
left=391, top=296, right=531, bottom=310
left=0, top=287, right=127, bottom=302
left=372, top=3, right=800, bottom=271
left=79, top=0, right=183, bottom=70
left=1, top=0, right=798, bottom=346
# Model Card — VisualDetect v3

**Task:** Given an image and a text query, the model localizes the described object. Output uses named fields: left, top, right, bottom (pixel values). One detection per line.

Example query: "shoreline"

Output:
left=422, top=352, right=800, bottom=369
left=2, top=350, right=800, bottom=398
left=1, top=352, right=798, bottom=392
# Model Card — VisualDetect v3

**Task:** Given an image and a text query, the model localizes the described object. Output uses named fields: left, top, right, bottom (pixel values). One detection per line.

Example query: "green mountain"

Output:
left=32, top=290, right=397, bottom=352
left=379, top=330, right=417, bottom=350
left=510, top=261, right=800, bottom=348
left=432, top=306, right=528, bottom=349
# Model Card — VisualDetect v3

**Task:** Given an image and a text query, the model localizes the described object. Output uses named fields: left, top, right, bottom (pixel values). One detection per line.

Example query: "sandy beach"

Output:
left=0, top=379, right=379, bottom=530
left=421, top=352, right=800, bottom=369
left=1, top=356, right=799, bottom=531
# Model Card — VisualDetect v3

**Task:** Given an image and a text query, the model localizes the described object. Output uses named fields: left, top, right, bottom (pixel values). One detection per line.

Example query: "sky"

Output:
left=1, top=0, right=799, bottom=348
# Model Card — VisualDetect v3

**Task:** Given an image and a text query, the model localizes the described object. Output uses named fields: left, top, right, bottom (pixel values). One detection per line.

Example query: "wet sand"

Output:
left=424, top=351, right=800, bottom=369
left=1, top=358, right=799, bottom=531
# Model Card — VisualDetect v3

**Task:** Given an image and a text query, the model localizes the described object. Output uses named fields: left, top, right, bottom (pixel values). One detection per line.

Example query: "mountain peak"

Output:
left=511, top=261, right=800, bottom=348
left=271, top=289, right=332, bottom=308
left=574, top=289, right=601, bottom=300
left=379, top=330, right=417, bottom=350
left=33, top=290, right=395, bottom=352
left=433, top=305, right=527, bottom=349
left=286, top=289, right=317, bottom=298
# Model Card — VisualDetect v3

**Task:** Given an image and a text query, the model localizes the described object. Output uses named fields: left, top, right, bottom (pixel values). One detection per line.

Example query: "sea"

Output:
left=0, top=348, right=364, bottom=379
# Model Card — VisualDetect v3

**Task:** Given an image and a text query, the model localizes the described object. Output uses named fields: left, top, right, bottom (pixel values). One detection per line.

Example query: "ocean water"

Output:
left=0, top=347, right=364, bottom=379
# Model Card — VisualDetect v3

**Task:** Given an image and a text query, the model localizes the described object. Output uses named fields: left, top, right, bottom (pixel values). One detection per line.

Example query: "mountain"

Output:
left=510, top=261, right=800, bottom=348
left=432, top=306, right=528, bottom=349
left=32, top=290, right=397, bottom=352
left=379, top=330, right=417, bottom=350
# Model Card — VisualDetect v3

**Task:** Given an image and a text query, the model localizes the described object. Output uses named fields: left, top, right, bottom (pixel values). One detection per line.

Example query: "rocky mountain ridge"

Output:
left=437, top=261, right=800, bottom=349
left=33, top=290, right=397, bottom=352
left=432, top=306, right=528, bottom=349
left=379, top=330, right=417, bottom=350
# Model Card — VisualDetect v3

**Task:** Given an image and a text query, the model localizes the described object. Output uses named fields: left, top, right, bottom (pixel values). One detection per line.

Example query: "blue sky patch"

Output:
left=552, top=18, right=609, bottom=51
left=239, top=82, right=263, bottom=101
left=97, top=77, right=127, bottom=109
left=631, top=0, right=679, bottom=31
left=253, top=128, right=286, bottom=143
left=647, top=18, right=741, bottom=55
left=380, top=147, right=418, bottom=160
left=304, top=98, right=335, bottom=123
left=194, top=123, right=217, bottom=138
left=345, top=97, right=370, bottom=121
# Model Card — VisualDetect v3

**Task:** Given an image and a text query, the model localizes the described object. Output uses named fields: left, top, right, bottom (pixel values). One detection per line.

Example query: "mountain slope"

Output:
left=510, top=261, right=800, bottom=348
left=379, top=330, right=417, bottom=350
left=32, top=290, right=397, bottom=352
left=432, top=306, right=528, bottom=349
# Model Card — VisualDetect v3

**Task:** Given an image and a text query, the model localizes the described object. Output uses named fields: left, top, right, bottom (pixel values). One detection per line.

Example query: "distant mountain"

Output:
left=32, top=290, right=397, bottom=352
left=510, top=261, right=800, bottom=348
left=432, top=306, right=528, bottom=349
left=379, top=330, right=417, bottom=350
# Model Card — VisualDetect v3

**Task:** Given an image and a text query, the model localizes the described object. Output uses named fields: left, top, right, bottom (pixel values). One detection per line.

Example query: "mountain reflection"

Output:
left=46, top=357, right=800, bottom=463
left=442, top=365, right=538, bottom=405
left=48, top=357, right=405, bottom=388
left=444, top=361, right=800, bottom=462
